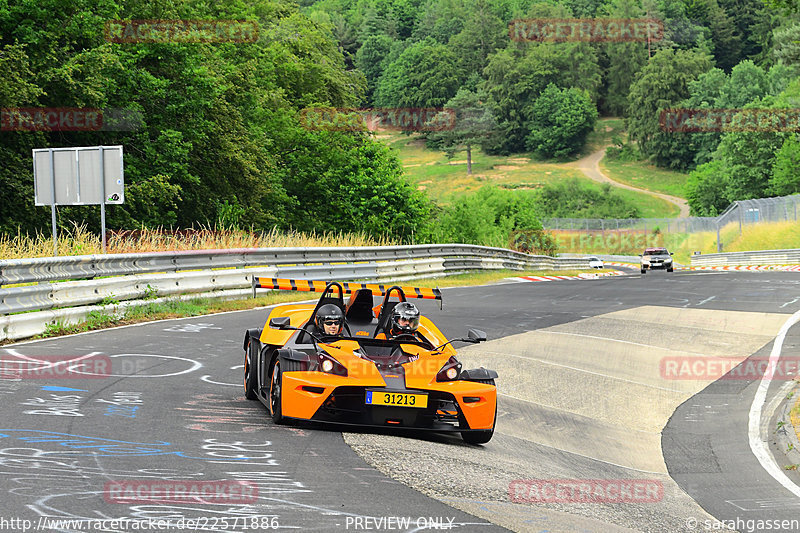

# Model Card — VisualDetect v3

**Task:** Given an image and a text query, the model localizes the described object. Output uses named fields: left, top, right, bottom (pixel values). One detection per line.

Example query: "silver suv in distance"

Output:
left=640, top=247, right=674, bottom=274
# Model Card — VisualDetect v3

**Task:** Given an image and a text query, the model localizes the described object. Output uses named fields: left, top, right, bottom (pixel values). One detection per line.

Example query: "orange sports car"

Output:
left=242, top=278, right=498, bottom=444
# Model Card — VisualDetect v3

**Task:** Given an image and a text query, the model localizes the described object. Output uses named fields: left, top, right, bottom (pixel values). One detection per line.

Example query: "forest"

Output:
left=0, top=0, right=797, bottom=248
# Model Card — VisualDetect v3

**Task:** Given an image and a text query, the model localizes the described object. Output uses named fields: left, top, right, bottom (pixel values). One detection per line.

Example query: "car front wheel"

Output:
left=269, top=359, right=285, bottom=424
left=244, top=338, right=258, bottom=400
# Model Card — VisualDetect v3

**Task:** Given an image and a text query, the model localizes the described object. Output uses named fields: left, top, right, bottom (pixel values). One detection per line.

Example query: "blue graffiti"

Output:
left=103, top=405, right=139, bottom=418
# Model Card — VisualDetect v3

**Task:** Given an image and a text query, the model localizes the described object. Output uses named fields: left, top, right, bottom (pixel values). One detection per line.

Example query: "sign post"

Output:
left=33, top=146, right=124, bottom=256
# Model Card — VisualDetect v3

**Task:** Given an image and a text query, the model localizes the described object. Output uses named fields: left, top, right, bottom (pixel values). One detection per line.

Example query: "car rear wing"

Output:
left=252, top=277, right=442, bottom=301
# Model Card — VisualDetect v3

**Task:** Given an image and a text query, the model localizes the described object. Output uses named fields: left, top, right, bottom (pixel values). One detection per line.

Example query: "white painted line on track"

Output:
left=748, top=309, right=800, bottom=498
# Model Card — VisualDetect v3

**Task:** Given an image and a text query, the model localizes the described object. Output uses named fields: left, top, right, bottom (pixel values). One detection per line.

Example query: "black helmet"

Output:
left=390, top=302, right=420, bottom=337
left=315, top=303, right=344, bottom=335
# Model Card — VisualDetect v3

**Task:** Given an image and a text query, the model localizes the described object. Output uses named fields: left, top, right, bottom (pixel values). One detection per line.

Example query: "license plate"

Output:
left=366, top=391, right=427, bottom=408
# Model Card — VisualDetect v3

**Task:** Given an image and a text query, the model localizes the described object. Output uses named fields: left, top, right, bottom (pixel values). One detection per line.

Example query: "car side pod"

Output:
left=277, top=347, right=312, bottom=371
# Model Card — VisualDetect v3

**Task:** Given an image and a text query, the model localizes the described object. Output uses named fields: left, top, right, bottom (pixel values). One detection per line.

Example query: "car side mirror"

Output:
left=269, top=317, right=291, bottom=329
left=638, top=254, right=643, bottom=257
left=670, top=252, right=674, bottom=255
left=467, top=328, right=487, bottom=343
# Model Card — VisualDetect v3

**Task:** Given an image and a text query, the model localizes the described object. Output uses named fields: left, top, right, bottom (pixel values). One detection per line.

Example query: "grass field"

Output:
left=600, top=158, right=689, bottom=199
left=384, top=133, right=581, bottom=204
left=384, top=130, right=680, bottom=217
left=602, top=185, right=681, bottom=218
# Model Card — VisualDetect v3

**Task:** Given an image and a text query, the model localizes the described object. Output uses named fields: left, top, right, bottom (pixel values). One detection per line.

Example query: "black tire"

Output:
left=244, top=338, right=258, bottom=400
left=461, top=379, right=496, bottom=445
left=269, top=359, right=285, bottom=424
left=640, top=268, right=646, bottom=274
left=667, top=267, right=674, bottom=273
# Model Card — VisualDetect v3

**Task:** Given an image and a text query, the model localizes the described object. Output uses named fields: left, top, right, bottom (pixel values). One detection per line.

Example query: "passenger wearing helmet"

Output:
left=389, top=302, right=421, bottom=339
left=315, top=303, right=344, bottom=336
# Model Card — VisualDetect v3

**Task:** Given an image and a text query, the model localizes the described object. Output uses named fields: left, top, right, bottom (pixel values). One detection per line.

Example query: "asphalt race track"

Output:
left=2, top=269, right=800, bottom=532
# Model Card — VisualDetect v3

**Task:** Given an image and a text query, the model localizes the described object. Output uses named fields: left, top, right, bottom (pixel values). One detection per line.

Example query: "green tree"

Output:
left=773, top=23, right=800, bottom=77
left=770, top=136, right=800, bottom=195
left=626, top=48, right=712, bottom=166
left=426, top=89, right=497, bottom=175
left=448, top=0, right=507, bottom=75
left=355, top=34, right=394, bottom=102
left=482, top=42, right=601, bottom=154
left=428, top=187, right=543, bottom=247
left=685, top=160, right=729, bottom=215
left=599, top=0, right=649, bottom=115
left=526, top=84, right=598, bottom=159
left=374, top=38, right=463, bottom=107
left=277, top=128, right=430, bottom=240
left=411, top=0, right=466, bottom=43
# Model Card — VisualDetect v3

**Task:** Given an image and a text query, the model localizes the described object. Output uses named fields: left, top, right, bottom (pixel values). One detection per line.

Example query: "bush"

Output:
left=536, top=179, right=641, bottom=218
left=424, top=187, right=543, bottom=248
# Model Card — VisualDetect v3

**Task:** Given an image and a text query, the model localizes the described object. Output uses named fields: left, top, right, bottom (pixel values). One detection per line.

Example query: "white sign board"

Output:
left=33, top=146, right=124, bottom=205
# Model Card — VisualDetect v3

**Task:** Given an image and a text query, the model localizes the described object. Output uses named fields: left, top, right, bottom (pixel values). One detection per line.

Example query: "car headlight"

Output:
left=436, top=357, right=462, bottom=382
left=665, top=258, right=673, bottom=263
left=642, top=260, right=650, bottom=265
left=316, top=353, right=347, bottom=376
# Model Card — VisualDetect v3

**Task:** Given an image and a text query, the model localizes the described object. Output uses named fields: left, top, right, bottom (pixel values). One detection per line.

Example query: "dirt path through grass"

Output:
left=568, top=148, right=690, bottom=217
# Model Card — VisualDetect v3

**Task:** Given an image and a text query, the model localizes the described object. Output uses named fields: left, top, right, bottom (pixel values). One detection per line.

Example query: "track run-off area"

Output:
left=1, top=268, right=799, bottom=532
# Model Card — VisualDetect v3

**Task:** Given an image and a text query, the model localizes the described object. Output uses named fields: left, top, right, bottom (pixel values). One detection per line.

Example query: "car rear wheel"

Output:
left=269, top=359, right=285, bottom=424
left=461, top=379, right=495, bottom=445
left=244, top=338, right=258, bottom=400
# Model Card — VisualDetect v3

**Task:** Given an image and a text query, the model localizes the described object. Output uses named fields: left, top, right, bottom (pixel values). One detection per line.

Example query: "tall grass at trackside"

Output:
left=553, top=221, right=800, bottom=264
left=0, top=224, right=398, bottom=259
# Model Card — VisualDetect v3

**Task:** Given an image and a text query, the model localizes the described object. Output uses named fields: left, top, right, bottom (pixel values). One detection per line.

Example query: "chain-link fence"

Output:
left=542, top=194, right=800, bottom=251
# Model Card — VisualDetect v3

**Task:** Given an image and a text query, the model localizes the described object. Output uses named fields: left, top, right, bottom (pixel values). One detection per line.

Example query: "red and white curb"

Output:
left=690, top=265, right=800, bottom=272
left=513, top=271, right=627, bottom=283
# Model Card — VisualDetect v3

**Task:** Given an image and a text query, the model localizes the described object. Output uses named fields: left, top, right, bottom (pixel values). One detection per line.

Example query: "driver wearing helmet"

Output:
left=315, top=303, right=345, bottom=337
left=388, top=302, right=421, bottom=339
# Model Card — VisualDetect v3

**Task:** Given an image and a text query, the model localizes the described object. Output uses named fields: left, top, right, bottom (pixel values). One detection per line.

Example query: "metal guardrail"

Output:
left=690, top=249, right=800, bottom=267
left=0, top=244, right=570, bottom=286
left=0, top=245, right=589, bottom=340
